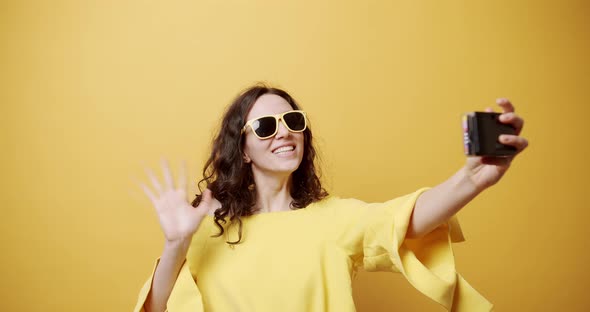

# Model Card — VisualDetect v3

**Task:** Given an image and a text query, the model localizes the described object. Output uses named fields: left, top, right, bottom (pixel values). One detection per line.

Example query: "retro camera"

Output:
left=462, top=112, right=516, bottom=157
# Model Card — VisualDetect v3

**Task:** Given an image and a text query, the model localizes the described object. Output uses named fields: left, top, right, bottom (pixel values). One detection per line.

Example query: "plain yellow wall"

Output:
left=1, top=0, right=589, bottom=311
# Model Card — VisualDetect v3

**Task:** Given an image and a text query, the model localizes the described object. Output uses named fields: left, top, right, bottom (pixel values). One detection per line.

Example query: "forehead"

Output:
left=246, top=94, right=293, bottom=120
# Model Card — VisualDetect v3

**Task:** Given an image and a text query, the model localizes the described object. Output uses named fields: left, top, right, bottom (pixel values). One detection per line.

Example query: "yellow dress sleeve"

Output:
left=338, top=188, right=494, bottom=311
left=132, top=259, right=204, bottom=312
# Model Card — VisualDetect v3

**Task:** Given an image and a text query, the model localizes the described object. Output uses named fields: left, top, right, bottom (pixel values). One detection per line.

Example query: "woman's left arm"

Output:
left=406, top=98, right=529, bottom=239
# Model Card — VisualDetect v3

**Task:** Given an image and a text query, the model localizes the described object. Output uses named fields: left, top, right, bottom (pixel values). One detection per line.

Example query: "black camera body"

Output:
left=462, top=112, right=517, bottom=157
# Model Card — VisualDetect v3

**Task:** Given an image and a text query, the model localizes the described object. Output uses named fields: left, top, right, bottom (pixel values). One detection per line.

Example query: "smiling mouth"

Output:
left=272, top=145, right=295, bottom=154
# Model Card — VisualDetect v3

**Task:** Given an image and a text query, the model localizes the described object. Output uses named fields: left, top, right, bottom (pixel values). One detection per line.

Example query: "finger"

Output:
left=161, top=158, right=175, bottom=191
left=496, top=98, right=515, bottom=113
left=139, top=182, right=157, bottom=203
left=178, top=160, right=187, bottom=193
left=499, top=112, right=524, bottom=134
left=481, top=156, right=512, bottom=166
left=129, top=176, right=148, bottom=202
left=200, top=188, right=213, bottom=206
left=193, top=188, right=213, bottom=214
left=499, top=135, right=529, bottom=152
left=146, top=167, right=163, bottom=195
left=485, top=107, right=494, bottom=113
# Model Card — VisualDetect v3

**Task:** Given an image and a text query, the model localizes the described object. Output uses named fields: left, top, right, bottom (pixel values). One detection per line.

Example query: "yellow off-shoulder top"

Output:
left=134, top=188, right=493, bottom=311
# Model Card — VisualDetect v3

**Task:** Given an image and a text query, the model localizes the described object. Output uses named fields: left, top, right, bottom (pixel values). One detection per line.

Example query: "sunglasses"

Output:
left=241, top=110, right=307, bottom=139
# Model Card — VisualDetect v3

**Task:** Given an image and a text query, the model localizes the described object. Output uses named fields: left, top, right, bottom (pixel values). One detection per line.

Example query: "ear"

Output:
left=243, top=152, right=251, bottom=163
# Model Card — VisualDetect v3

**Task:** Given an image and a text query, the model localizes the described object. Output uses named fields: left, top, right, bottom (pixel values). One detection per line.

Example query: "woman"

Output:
left=134, top=84, right=528, bottom=312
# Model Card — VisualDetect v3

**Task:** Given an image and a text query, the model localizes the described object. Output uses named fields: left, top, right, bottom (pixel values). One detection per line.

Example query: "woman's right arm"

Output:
left=139, top=160, right=214, bottom=312
left=144, top=239, right=191, bottom=312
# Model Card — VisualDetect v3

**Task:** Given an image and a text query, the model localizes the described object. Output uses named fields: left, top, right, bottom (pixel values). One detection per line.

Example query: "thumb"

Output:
left=193, top=188, right=214, bottom=218
left=199, top=188, right=213, bottom=207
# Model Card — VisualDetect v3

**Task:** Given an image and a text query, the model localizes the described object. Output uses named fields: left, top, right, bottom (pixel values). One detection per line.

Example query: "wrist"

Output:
left=163, top=238, right=192, bottom=255
left=457, top=166, right=485, bottom=196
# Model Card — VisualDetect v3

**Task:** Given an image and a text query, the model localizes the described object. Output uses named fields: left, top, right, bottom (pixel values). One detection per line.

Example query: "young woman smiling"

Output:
left=134, top=84, right=528, bottom=312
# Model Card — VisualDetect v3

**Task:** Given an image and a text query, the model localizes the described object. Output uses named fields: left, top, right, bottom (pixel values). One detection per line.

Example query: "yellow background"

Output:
left=1, top=0, right=588, bottom=311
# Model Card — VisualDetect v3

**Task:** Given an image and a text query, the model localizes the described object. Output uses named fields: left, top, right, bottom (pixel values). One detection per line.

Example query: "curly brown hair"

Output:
left=191, top=84, right=328, bottom=244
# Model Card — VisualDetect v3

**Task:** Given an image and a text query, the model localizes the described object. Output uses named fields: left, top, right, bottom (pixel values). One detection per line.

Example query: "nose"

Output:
left=275, top=119, right=290, bottom=139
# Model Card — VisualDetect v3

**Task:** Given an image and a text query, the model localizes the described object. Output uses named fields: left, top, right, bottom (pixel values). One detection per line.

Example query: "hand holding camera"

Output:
left=461, top=98, right=528, bottom=191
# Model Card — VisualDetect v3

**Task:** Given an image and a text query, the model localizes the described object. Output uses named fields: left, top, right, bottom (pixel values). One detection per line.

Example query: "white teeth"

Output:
left=273, top=146, right=295, bottom=154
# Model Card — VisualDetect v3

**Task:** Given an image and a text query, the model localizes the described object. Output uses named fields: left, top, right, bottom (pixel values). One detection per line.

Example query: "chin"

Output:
left=273, top=159, right=302, bottom=174
left=276, top=164, right=300, bottom=174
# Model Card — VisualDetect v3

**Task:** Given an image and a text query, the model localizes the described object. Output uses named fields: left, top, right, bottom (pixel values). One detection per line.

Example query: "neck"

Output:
left=251, top=170, right=293, bottom=213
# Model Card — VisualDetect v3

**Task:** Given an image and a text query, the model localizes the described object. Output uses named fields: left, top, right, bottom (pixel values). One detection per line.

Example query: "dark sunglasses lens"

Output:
left=283, top=112, right=306, bottom=131
left=252, top=117, right=277, bottom=138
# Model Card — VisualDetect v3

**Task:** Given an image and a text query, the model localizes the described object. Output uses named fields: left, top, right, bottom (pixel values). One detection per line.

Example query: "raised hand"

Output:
left=140, top=159, right=213, bottom=243
left=464, top=98, right=529, bottom=191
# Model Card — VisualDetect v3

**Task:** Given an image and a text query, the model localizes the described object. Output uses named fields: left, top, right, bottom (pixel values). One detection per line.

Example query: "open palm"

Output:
left=139, top=159, right=213, bottom=243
